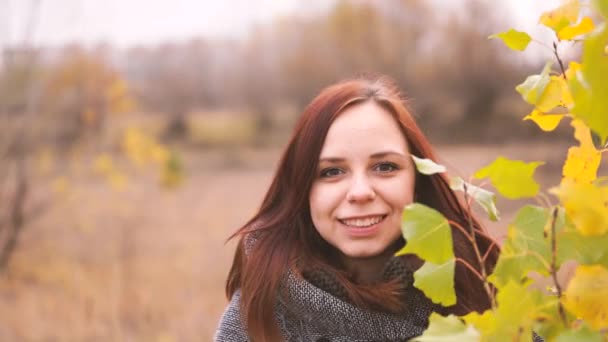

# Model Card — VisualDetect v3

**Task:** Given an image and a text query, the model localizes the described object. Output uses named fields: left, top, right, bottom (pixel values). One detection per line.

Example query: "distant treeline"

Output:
left=2, top=0, right=574, bottom=145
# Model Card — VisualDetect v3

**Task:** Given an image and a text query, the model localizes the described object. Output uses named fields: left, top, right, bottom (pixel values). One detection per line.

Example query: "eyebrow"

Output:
left=318, top=150, right=408, bottom=163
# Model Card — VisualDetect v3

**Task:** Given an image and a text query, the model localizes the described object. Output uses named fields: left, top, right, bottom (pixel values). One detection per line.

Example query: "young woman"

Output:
left=215, top=74, right=498, bottom=342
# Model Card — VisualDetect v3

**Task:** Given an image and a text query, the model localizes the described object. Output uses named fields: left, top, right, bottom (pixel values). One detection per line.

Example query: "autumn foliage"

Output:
left=401, top=1, right=608, bottom=340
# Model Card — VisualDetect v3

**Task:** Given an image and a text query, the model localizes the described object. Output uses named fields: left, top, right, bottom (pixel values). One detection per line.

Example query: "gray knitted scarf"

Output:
left=215, top=256, right=436, bottom=342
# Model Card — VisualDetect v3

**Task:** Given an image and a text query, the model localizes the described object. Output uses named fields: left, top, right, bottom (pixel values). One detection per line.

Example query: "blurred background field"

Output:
left=0, top=0, right=596, bottom=340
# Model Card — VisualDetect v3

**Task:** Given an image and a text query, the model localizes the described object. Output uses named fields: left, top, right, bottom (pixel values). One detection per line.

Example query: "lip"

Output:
left=338, top=214, right=387, bottom=237
left=337, top=213, right=387, bottom=220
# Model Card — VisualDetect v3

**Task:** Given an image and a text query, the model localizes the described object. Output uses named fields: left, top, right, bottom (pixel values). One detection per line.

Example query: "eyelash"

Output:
left=318, top=162, right=400, bottom=178
left=373, top=162, right=400, bottom=173
left=319, top=167, right=344, bottom=178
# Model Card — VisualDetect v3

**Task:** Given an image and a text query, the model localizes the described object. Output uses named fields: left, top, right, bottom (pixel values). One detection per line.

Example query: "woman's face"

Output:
left=309, top=101, right=416, bottom=263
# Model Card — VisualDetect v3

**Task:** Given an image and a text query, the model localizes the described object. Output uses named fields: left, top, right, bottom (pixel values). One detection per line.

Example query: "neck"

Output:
left=339, top=240, right=402, bottom=284
left=342, top=256, right=388, bottom=284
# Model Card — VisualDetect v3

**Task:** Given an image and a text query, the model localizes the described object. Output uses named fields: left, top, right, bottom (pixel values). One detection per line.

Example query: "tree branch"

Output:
left=549, top=207, right=568, bottom=327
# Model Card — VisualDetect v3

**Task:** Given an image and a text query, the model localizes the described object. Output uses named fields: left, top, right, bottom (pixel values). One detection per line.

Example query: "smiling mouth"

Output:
left=339, top=215, right=387, bottom=228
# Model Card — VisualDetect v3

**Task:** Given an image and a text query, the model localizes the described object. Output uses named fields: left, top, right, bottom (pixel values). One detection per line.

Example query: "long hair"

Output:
left=225, top=74, right=498, bottom=341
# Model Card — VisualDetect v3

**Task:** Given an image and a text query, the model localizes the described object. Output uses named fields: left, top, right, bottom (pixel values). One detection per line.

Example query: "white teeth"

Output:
left=341, top=215, right=384, bottom=228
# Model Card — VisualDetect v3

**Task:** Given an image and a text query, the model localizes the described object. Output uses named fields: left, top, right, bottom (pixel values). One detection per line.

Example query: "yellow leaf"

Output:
left=523, top=109, right=565, bottom=131
left=563, top=146, right=601, bottom=184
left=109, top=171, right=127, bottom=191
left=560, top=78, right=574, bottom=108
left=51, top=177, right=69, bottom=194
left=551, top=180, right=608, bottom=236
left=540, top=0, right=580, bottom=32
left=93, top=154, right=115, bottom=175
left=150, top=145, right=169, bottom=164
left=536, top=76, right=571, bottom=112
left=562, top=119, right=601, bottom=184
left=122, top=127, right=171, bottom=167
left=474, top=157, right=544, bottom=199
left=122, top=128, right=148, bottom=166
left=563, top=264, right=608, bottom=330
left=105, top=78, right=128, bottom=100
left=488, top=29, right=532, bottom=51
left=573, top=118, right=595, bottom=148
left=558, top=16, right=595, bottom=40
left=565, top=61, right=582, bottom=80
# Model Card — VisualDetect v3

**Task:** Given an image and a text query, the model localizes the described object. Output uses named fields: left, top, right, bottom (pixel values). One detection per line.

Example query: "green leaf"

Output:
left=516, top=62, right=552, bottom=106
left=399, top=204, right=458, bottom=306
left=464, top=281, right=547, bottom=340
left=555, top=324, right=603, bottom=342
left=596, top=0, right=608, bottom=19
left=474, top=157, right=544, bottom=199
left=570, top=22, right=608, bottom=143
left=411, top=155, right=446, bottom=175
left=557, top=219, right=608, bottom=266
left=412, top=313, right=479, bottom=342
left=397, top=204, right=453, bottom=264
left=450, top=177, right=500, bottom=221
left=414, top=260, right=456, bottom=306
left=488, top=206, right=552, bottom=287
left=489, top=29, right=532, bottom=51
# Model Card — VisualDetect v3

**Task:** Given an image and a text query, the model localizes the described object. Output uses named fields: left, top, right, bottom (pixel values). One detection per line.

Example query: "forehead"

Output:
left=320, top=101, right=409, bottom=156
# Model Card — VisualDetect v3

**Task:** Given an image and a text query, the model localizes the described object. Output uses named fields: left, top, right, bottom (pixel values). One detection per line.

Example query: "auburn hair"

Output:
left=225, top=74, right=499, bottom=341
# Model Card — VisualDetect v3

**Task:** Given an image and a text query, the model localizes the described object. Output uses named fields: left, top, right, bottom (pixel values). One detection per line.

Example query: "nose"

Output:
left=346, top=174, right=376, bottom=203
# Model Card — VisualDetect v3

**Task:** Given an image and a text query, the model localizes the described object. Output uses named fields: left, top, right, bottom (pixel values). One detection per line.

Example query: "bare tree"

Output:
left=0, top=0, right=42, bottom=269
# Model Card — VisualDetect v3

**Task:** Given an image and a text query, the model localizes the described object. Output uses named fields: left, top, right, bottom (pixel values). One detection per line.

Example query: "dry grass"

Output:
left=0, top=141, right=592, bottom=341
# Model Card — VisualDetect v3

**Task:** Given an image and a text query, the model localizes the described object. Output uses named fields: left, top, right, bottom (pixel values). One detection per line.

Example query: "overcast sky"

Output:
left=0, top=0, right=562, bottom=48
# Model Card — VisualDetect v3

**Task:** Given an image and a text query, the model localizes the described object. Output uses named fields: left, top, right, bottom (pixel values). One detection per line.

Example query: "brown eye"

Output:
left=320, top=167, right=344, bottom=178
left=373, top=162, right=399, bottom=173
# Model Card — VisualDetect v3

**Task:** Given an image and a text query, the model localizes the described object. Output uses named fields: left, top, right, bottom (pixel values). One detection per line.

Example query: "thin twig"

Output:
left=449, top=220, right=494, bottom=244
left=550, top=207, right=568, bottom=327
left=462, top=183, right=496, bottom=309
left=532, top=39, right=554, bottom=52
left=553, top=42, right=568, bottom=81
left=535, top=192, right=554, bottom=210
left=482, top=240, right=498, bottom=263
left=455, top=257, right=485, bottom=281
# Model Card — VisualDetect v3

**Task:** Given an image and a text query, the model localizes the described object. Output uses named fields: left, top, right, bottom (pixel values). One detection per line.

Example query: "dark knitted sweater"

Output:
left=214, top=257, right=435, bottom=341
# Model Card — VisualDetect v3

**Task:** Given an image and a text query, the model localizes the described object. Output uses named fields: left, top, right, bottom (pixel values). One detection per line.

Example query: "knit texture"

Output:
left=215, top=256, right=434, bottom=342
left=215, top=258, right=546, bottom=341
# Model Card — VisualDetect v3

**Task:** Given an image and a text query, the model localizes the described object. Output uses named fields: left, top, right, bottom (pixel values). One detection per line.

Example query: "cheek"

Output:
left=381, top=174, right=416, bottom=207
left=309, top=183, right=342, bottom=223
left=309, top=185, right=328, bottom=223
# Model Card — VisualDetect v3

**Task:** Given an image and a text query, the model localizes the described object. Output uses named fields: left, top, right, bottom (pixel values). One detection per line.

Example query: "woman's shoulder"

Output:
left=214, top=290, right=249, bottom=342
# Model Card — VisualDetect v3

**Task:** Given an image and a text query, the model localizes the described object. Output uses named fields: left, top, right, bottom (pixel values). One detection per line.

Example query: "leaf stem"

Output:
left=535, top=191, right=554, bottom=209
left=549, top=206, right=568, bottom=327
left=482, top=240, right=498, bottom=263
left=455, top=257, right=485, bottom=281
left=461, top=183, right=497, bottom=309
left=532, top=38, right=554, bottom=52
left=553, top=41, right=568, bottom=81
